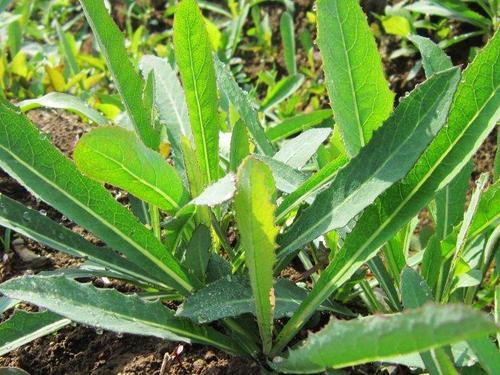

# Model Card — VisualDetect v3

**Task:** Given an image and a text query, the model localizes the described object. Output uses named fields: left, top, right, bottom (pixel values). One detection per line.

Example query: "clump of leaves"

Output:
left=0, top=0, right=499, bottom=373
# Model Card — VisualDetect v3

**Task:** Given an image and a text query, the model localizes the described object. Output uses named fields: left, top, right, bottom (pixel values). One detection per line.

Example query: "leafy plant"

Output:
left=0, top=0, right=499, bottom=373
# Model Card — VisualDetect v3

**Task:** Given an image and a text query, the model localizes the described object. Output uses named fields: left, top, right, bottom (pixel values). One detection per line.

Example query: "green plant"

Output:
left=0, top=0, right=499, bottom=373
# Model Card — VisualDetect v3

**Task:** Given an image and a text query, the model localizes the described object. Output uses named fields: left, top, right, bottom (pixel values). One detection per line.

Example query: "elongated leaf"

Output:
left=191, top=173, right=236, bottom=207
left=0, top=193, right=157, bottom=284
left=280, top=11, right=296, bottom=75
left=435, top=161, right=472, bottom=239
left=0, top=275, right=242, bottom=355
left=79, top=0, right=159, bottom=149
left=273, top=31, right=500, bottom=355
left=260, top=74, right=304, bottom=112
left=0, top=310, right=70, bottom=356
left=467, top=338, right=500, bottom=374
left=266, top=110, right=333, bottom=143
left=255, top=155, right=308, bottom=195
left=181, top=225, right=210, bottom=283
left=272, top=304, right=498, bottom=373
left=139, top=55, right=191, bottom=174
left=276, top=155, right=349, bottom=223
left=0, top=297, right=17, bottom=314
left=177, top=278, right=343, bottom=324
left=229, top=120, right=250, bottom=172
left=276, top=68, right=461, bottom=270
left=74, top=126, right=188, bottom=214
left=409, top=35, right=453, bottom=77
left=56, top=22, right=79, bottom=77
left=317, top=0, right=394, bottom=157
left=18, top=92, right=107, bottom=126
left=174, top=0, right=220, bottom=186
left=405, top=1, right=490, bottom=29
left=214, top=58, right=274, bottom=156
left=469, top=179, right=500, bottom=238
left=235, top=157, right=279, bottom=354
left=0, top=98, right=192, bottom=293
left=274, top=128, right=331, bottom=169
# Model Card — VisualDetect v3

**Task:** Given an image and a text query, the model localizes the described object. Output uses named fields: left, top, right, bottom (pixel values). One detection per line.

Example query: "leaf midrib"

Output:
left=0, top=144, right=191, bottom=292
left=88, top=146, right=180, bottom=209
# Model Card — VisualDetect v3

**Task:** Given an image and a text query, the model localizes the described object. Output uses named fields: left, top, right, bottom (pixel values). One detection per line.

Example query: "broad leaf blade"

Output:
left=0, top=98, right=192, bottom=293
left=317, top=0, right=394, bottom=157
left=174, top=0, right=220, bottom=186
left=408, top=35, right=453, bottom=77
left=0, top=193, right=157, bottom=286
left=273, top=128, right=331, bottom=169
left=0, top=275, right=242, bottom=355
left=276, top=68, right=461, bottom=270
left=79, top=0, right=159, bottom=149
left=235, top=157, right=279, bottom=354
left=18, top=93, right=107, bottom=126
left=273, top=304, right=498, bottom=373
left=0, top=310, right=70, bottom=356
left=74, top=126, right=188, bottom=214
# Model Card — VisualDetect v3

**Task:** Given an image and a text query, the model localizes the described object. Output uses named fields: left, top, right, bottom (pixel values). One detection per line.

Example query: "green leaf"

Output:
left=468, top=178, right=500, bottom=239
left=229, top=120, right=250, bottom=172
left=0, top=275, right=242, bottom=355
left=177, top=278, right=341, bottom=324
left=274, top=128, right=331, bottom=169
left=272, top=304, right=498, bottom=373
left=277, top=31, right=500, bottom=353
left=0, top=98, right=192, bottom=294
left=408, top=35, right=453, bottom=77
left=401, top=267, right=433, bottom=309
left=56, top=22, right=80, bottom=77
left=276, top=155, right=349, bottom=223
left=181, top=225, right=210, bottom=283
left=18, top=93, right=107, bottom=126
left=405, top=1, right=491, bottom=29
left=255, top=155, right=308, bottom=195
left=260, top=74, right=304, bottom=112
left=139, top=55, right=191, bottom=173
left=435, top=161, right=472, bottom=239
left=74, top=126, right=188, bottom=214
left=174, top=0, right=220, bottom=186
left=235, top=157, right=279, bottom=354
left=266, top=110, right=333, bottom=143
left=0, top=193, right=159, bottom=286
left=280, top=11, right=296, bottom=75
left=79, top=0, right=159, bottom=149
left=317, top=0, right=394, bottom=157
left=276, top=68, right=461, bottom=271
left=191, top=173, right=236, bottom=207
left=467, top=338, right=500, bottom=374
left=0, top=310, right=70, bottom=356
left=214, top=57, right=274, bottom=156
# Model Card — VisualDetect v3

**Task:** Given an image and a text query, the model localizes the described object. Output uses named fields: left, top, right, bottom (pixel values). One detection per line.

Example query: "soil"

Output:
left=0, top=1, right=498, bottom=374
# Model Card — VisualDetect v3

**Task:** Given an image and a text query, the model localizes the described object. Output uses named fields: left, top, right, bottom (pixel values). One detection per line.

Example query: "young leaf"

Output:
left=0, top=275, right=242, bottom=355
left=190, top=173, right=236, bottom=207
left=273, top=128, right=331, bottom=169
left=235, top=157, right=279, bottom=354
left=266, top=110, right=333, bottom=143
left=275, top=31, right=500, bottom=353
left=408, top=35, right=453, bottom=77
left=272, top=304, right=498, bottom=373
left=181, top=225, right=211, bottom=283
left=280, top=11, right=296, bottom=75
left=79, top=0, right=159, bottom=149
left=0, top=193, right=159, bottom=286
left=74, top=126, right=189, bottom=214
left=214, top=58, right=274, bottom=156
left=260, top=74, right=304, bottom=112
left=317, top=0, right=394, bottom=157
left=0, top=98, right=192, bottom=293
left=18, top=92, right=107, bottom=126
left=276, top=68, right=461, bottom=270
left=0, top=310, right=70, bottom=356
left=139, top=55, right=191, bottom=173
left=174, top=0, right=220, bottom=186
